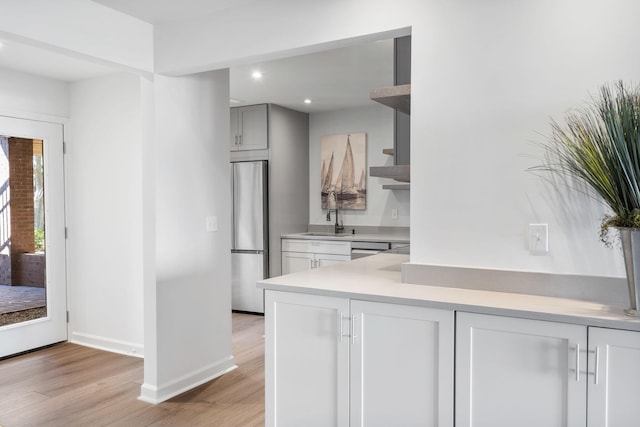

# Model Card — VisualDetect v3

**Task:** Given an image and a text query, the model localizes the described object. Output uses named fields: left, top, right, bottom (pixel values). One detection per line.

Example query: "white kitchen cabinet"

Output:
left=587, top=327, right=640, bottom=426
left=281, top=238, right=351, bottom=275
left=350, top=300, right=454, bottom=427
left=456, top=312, right=587, bottom=427
left=265, top=290, right=454, bottom=427
left=265, top=290, right=350, bottom=427
left=230, top=104, right=268, bottom=151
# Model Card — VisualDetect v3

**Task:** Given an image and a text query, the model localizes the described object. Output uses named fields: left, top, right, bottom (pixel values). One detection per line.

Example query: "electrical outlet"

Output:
left=391, top=209, right=398, bottom=220
left=529, top=223, right=548, bottom=255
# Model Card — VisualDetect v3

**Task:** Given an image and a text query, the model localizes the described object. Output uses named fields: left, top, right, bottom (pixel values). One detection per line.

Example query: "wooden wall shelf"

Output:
left=369, top=165, right=410, bottom=182
left=382, top=184, right=410, bottom=190
left=370, top=84, right=411, bottom=114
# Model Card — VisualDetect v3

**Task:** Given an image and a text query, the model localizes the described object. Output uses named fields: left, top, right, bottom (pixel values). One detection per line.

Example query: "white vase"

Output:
left=619, top=228, right=640, bottom=316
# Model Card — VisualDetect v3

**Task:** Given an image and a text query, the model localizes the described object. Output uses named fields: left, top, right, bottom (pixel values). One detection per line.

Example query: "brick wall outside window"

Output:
left=8, top=137, right=35, bottom=286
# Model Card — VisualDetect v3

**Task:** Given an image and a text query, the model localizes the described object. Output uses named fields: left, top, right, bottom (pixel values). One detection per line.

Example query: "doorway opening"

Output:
left=0, top=136, right=47, bottom=327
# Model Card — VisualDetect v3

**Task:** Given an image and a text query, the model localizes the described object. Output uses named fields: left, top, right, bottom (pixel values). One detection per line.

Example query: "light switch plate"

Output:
left=529, top=223, right=548, bottom=255
left=206, top=216, right=218, bottom=232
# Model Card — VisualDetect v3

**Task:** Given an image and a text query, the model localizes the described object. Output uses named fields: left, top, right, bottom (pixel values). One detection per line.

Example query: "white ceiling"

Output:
left=0, top=1, right=394, bottom=113
left=93, top=0, right=260, bottom=24
left=230, top=40, right=393, bottom=113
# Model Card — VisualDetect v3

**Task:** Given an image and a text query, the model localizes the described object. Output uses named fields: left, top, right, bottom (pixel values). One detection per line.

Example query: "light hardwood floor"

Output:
left=0, top=312, right=265, bottom=427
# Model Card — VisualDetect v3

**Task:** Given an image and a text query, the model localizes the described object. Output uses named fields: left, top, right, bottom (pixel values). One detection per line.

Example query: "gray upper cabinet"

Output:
left=230, top=104, right=269, bottom=151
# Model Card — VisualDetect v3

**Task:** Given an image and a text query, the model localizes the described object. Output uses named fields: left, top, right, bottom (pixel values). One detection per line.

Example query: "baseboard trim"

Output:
left=70, top=331, right=144, bottom=358
left=138, top=355, right=237, bottom=404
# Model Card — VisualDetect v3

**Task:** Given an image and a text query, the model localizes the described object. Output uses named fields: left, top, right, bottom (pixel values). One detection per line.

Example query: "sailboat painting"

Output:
left=321, top=133, right=366, bottom=210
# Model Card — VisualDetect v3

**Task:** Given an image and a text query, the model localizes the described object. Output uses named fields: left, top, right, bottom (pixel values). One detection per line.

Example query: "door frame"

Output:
left=0, top=115, right=67, bottom=357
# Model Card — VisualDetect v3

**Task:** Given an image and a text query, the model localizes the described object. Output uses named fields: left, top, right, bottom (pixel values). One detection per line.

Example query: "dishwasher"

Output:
left=350, top=241, right=392, bottom=259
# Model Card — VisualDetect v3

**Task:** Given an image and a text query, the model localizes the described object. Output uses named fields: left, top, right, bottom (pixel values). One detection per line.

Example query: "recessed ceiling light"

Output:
left=251, top=71, right=263, bottom=80
left=0, top=41, right=4, bottom=49
left=304, top=99, right=312, bottom=104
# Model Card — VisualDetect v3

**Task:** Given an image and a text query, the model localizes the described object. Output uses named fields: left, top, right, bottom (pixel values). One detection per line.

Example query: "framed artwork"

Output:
left=320, top=133, right=366, bottom=210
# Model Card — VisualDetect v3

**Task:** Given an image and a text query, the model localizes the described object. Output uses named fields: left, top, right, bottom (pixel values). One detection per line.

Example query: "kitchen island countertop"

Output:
left=259, top=253, right=640, bottom=332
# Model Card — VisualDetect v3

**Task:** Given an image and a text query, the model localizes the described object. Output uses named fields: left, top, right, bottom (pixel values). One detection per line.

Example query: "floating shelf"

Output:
left=369, top=165, right=410, bottom=182
left=370, top=84, right=411, bottom=114
left=382, top=148, right=395, bottom=156
left=382, top=184, right=410, bottom=190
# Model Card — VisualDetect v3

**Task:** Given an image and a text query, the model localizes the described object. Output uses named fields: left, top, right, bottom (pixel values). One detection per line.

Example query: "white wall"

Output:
left=309, top=105, right=409, bottom=227
left=140, top=69, right=234, bottom=403
left=67, top=72, right=145, bottom=355
left=0, top=69, right=69, bottom=120
left=412, top=0, right=639, bottom=276
left=153, top=0, right=640, bottom=278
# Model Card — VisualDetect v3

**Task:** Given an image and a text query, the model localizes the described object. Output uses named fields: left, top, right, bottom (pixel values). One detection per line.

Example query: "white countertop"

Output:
left=259, top=253, right=640, bottom=332
left=281, top=231, right=410, bottom=243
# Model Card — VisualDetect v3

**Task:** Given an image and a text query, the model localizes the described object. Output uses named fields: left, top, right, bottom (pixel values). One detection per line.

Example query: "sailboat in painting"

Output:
left=334, top=136, right=359, bottom=200
left=320, top=133, right=366, bottom=210
left=358, top=169, right=366, bottom=195
left=321, top=153, right=334, bottom=196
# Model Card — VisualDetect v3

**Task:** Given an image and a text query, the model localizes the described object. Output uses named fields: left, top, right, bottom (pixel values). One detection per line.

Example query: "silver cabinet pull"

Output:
left=351, top=315, right=357, bottom=345
left=594, top=346, right=600, bottom=385
left=339, top=312, right=345, bottom=343
left=575, top=344, right=580, bottom=382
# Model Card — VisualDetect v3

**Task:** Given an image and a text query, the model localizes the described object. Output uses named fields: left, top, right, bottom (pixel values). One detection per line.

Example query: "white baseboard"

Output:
left=138, top=355, right=237, bottom=404
left=70, top=331, right=144, bottom=358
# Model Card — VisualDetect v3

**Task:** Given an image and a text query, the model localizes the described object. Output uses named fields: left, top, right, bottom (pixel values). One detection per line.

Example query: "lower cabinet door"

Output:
left=588, top=327, right=640, bottom=426
left=281, top=251, right=314, bottom=275
left=265, top=290, right=349, bottom=427
left=350, top=300, right=454, bottom=427
left=316, top=253, right=351, bottom=269
left=456, top=312, right=587, bottom=427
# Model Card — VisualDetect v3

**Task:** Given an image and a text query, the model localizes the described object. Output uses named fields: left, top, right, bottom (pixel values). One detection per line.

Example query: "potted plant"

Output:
left=532, top=81, right=640, bottom=316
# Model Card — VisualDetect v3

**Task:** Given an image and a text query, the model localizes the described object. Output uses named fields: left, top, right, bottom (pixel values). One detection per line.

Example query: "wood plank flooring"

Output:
left=0, top=312, right=265, bottom=427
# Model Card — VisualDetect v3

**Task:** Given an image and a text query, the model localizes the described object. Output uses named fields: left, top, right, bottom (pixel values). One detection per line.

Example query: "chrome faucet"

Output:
left=327, top=209, right=345, bottom=234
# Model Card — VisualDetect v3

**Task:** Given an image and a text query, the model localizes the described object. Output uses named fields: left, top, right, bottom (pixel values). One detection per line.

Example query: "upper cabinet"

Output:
left=230, top=104, right=268, bottom=151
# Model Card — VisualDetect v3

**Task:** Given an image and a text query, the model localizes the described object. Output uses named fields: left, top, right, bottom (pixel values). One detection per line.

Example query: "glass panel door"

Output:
left=0, top=116, right=66, bottom=357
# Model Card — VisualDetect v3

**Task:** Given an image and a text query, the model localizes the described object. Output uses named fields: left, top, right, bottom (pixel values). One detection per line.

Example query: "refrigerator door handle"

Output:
left=231, top=163, right=242, bottom=249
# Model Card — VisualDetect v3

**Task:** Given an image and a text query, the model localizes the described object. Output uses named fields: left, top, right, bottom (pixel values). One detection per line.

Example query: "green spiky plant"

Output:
left=531, top=81, right=640, bottom=247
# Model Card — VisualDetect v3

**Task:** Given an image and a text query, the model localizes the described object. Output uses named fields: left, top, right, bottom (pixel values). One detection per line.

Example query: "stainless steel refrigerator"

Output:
left=231, top=160, right=268, bottom=313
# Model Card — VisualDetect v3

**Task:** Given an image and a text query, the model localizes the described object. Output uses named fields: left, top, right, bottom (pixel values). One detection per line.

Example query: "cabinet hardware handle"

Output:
left=575, top=344, right=580, bottom=382
left=351, top=315, right=357, bottom=345
left=594, top=346, right=600, bottom=385
left=310, top=259, right=314, bottom=269
left=239, top=134, right=243, bottom=146
left=339, top=312, right=345, bottom=343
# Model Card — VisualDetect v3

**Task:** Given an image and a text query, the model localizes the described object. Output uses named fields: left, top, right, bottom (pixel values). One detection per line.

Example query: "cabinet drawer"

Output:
left=282, top=239, right=351, bottom=256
